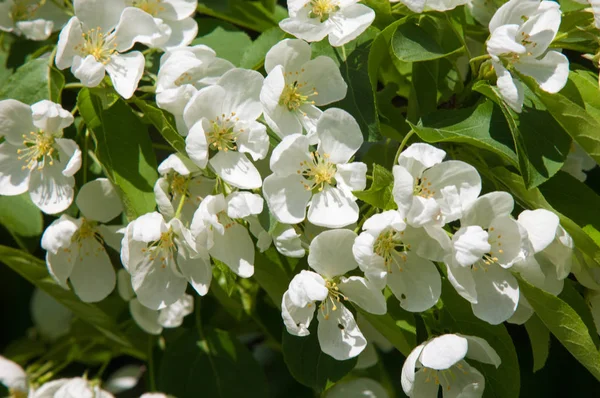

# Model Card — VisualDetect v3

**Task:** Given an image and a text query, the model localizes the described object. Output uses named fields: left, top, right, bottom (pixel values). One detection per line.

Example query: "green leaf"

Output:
left=240, top=26, right=287, bottom=70
left=0, top=194, right=42, bottom=238
left=158, top=328, right=268, bottom=397
left=193, top=26, right=252, bottom=66
left=357, top=303, right=415, bottom=357
left=353, top=164, right=396, bottom=210
left=559, top=279, right=600, bottom=347
left=407, top=60, right=439, bottom=121
left=390, top=17, right=462, bottom=63
left=519, top=277, right=600, bottom=382
left=133, top=98, right=186, bottom=155
left=282, top=323, right=358, bottom=392
left=0, top=57, right=64, bottom=104
left=78, top=88, right=158, bottom=220
left=524, top=315, right=550, bottom=373
left=410, top=99, right=518, bottom=166
left=474, top=82, right=570, bottom=188
left=312, top=28, right=380, bottom=142
left=0, top=245, right=144, bottom=358
left=254, top=247, right=295, bottom=309
left=363, top=0, right=395, bottom=30
left=197, top=0, right=280, bottom=33
left=523, top=71, right=600, bottom=164
left=432, top=278, right=521, bottom=398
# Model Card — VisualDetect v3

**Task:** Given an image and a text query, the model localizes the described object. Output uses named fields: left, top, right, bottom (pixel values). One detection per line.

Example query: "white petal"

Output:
left=30, top=288, right=73, bottom=341
left=69, top=238, right=116, bottom=302
left=130, top=298, right=162, bottom=335
left=76, top=178, right=122, bottom=222
left=460, top=334, right=502, bottom=367
left=514, top=51, right=569, bottom=94
left=387, top=251, right=441, bottom=312
left=489, top=216, right=524, bottom=268
left=420, top=334, right=468, bottom=370
left=401, top=344, right=425, bottom=396
left=446, top=260, right=478, bottom=303
left=493, top=60, right=524, bottom=113
left=0, top=356, right=28, bottom=393
left=486, top=24, right=525, bottom=57
left=31, top=100, right=73, bottom=134
left=226, top=191, right=263, bottom=218
left=402, top=225, right=451, bottom=262
left=471, top=264, right=519, bottom=325
left=392, top=165, right=415, bottom=216
left=461, top=191, right=514, bottom=229
left=352, top=231, right=387, bottom=289
left=28, top=164, right=75, bottom=214
left=263, top=174, right=312, bottom=224
left=317, top=108, right=363, bottom=164
left=132, top=212, right=168, bottom=243
left=210, top=223, right=254, bottom=277
left=308, top=229, right=359, bottom=278
left=104, top=365, right=143, bottom=394
left=362, top=210, right=406, bottom=233
left=235, top=120, right=269, bottom=161
left=158, top=294, right=194, bottom=328
left=157, top=153, right=193, bottom=176
left=131, top=256, right=188, bottom=310
left=335, top=162, right=367, bottom=193
left=185, top=121, right=209, bottom=168
left=398, top=143, right=446, bottom=177
left=288, top=270, right=328, bottom=307
left=272, top=223, right=304, bottom=258
left=269, top=133, right=311, bottom=175
left=279, top=14, right=331, bottom=43
left=327, top=3, right=375, bottom=47
left=440, top=360, right=485, bottom=398
left=55, top=17, right=85, bottom=70
left=56, top=138, right=82, bottom=177
left=209, top=151, right=262, bottom=189
left=299, top=56, right=347, bottom=106
left=317, top=302, right=366, bottom=360
left=488, top=0, right=541, bottom=33
left=106, top=52, right=145, bottom=99
left=423, top=160, right=482, bottom=213
left=217, top=68, right=264, bottom=121
left=117, top=269, right=135, bottom=301
left=41, top=214, right=79, bottom=253
left=282, top=291, right=316, bottom=336
left=0, top=99, right=35, bottom=145
left=517, top=2, right=561, bottom=56
left=308, top=186, right=359, bottom=228
left=406, top=196, right=441, bottom=227
left=265, top=38, right=312, bottom=74
left=452, top=226, right=490, bottom=267
left=338, top=276, right=386, bottom=315
left=158, top=17, right=198, bottom=49
left=517, top=209, right=559, bottom=253
left=178, top=246, right=212, bottom=296
left=74, top=0, right=125, bottom=31
left=0, top=142, right=30, bottom=196
left=260, top=66, right=302, bottom=138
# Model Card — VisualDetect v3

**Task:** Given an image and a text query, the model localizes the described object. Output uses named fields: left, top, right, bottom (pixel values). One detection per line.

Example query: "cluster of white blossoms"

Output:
left=0, top=0, right=596, bottom=396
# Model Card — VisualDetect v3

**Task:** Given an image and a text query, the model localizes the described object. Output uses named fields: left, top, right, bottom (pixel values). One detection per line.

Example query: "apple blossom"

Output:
left=263, top=108, right=366, bottom=228
left=0, top=0, right=69, bottom=40
left=0, top=99, right=81, bottom=214
left=156, top=45, right=234, bottom=135
left=260, top=38, right=347, bottom=139
left=41, top=178, right=123, bottom=303
left=279, top=0, right=375, bottom=47
left=401, top=334, right=501, bottom=398
left=281, top=229, right=386, bottom=360
left=486, top=0, right=569, bottom=112
left=184, top=68, right=268, bottom=189
left=55, top=0, right=164, bottom=98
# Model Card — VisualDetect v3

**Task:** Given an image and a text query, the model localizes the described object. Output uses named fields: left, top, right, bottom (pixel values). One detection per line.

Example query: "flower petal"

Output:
left=460, top=334, right=502, bottom=367
left=113, top=7, right=164, bottom=51
left=471, top=264, right=519, bottom=325
left=401, top=344, right=425, bottom=396
left=218, top=68, right=264, bottom=121
left=264, top=38, right=312, bottom=74
left=493, top=60, right=524, bottom=113
left=210, top=223, right=254, bottom=278
left=299, top=56, right=347, bottom=106
left=282, top=291, right=315, bottom=337
left=338, top=276, right=386, bottom=315
left=269, top=133, right=311, bottom=175
left=308, top=186, right=359, bottom=228
left=76, top=178, right=122, bottom=222
left=74, top=0, right=125, bottom=31
left=72, top=55, right=106, bottom=88
left=31, top=100, right=73, bottom=134
left=106, top=51, right=145, bottom=99
left=317, top=108, right=363, bottom=164
left=317, top=302, right=366, bottom=360
left=398, top=143, right=446, bottom=177
left=452, top=226, right=490, bottom=267
left=514, top=51, right=569, bottom=94
left=387, top=251, right=441, bottom=312
left=129, top=298, right=162, bottom=335
left=420, top=334, right=468, bottom=370
left=0, top=142, right=30, bottom=196
left=0, top=99, right=35, bottom=145
left=260, top=65, right=303, bottom=138
left=263, top=174, right=312, bottom=224
left=28, top=164, right=75, bottom=214
left=308, top=229, right=359, bottom=278
left=328, top=3, right=375, bottom=47
left=461, top=191, right=514, bottom=229
left=0, top=356, right=28, bottom=393
left=69, top=239, right=116, bottom=302
left=209, top=151, right=262, bottom=189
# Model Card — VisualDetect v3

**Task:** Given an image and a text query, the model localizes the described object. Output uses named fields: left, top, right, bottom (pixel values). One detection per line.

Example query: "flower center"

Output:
left=308, top=0, right=339, bottom=22
left=320, top=279, right=347, bottom=320
left=131, top=0, right=165, bottom=16
left=413, top=176, right=435, bottom=198
left=64, top=219, right=105, bottom=261
left=16, top=130, right=57, bottom=171
left=472, top=226, right=504, bottom=271
left=297, top=152, right=336, bottom=192
left=373, top=228, right=410, bottom=271
left=207, top=113, right=239, bottom=152
left=279, top=76, right=318, bottom=111
left=143, top=229, right=176, bottom=267
left=170, top=173, right=190, bottom=197
left=76, top=27, right=117, bottom=64
left=422, top=363, right=469, bottom=391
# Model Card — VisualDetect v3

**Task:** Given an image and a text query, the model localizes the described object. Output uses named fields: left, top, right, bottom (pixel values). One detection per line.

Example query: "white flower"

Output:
left=263, top=108, right=366, bottom=228
left=561, top=142, right=596, bottom=182
left=512, top=209, right=573, bottom=298
left=353, top=210, right=446, bottom=312
left=398, top=0, right=468, bottom=14
left=120, top=211, right=211, bottom=309
left=0, top=99, right=81, bottom=214
left=55, top=0, right=163, bottom=98
left=0, top=0, right=69, bottom=40
left=260, top=38, right=347, bottom=139
left=184, top=68, right=268, bottom=189
left=154, top=153, right=215, bottom=223
left=41, top=178, right=123, bottom=303
left=34, top=377, right=114, bottom=398
left=401, top=334, right=501, bottom=398
left=326, top=377, right=389, bottom=398
left=0, top=356, right=30, bottom=397
left=30, top=288, right=73, bottom=341
left=281, top=229, right=386, bottom=360
left=190, top=193, right=263, bottom=278
left=272, top=223, right=306, bottom=258
left=155, top=45, right=234, bottom=135
left=486, top=0, right=569, bottom=112
left=279, top=0, right=375, bottom=47
left=446, top=192, right=523, bottom=324
left=118, top=268, right=194, bottom=335
left=125, top=0, right=199, bottom=49
left=393, top=143, right=481, bottom=228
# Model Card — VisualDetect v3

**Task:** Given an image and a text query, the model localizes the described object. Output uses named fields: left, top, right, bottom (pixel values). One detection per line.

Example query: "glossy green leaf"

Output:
left=357, top=303, right=415, bottom=357
left=524, top=315, right=550, bottom=373
left=520, top=278, right=600, bottom=382
left=282, top=322, right=358, bottom=392
left=559, top=279, right=600, bottom=347
left=0, top=194, right=42, bottom=238
left=133, top=97, right=186, bottom=155
left=353, top=164, right=396, bottom=210
left=193, top=26, right=252, bottom=66
left=159, top=328, right=268, bottom=397
left=410, top=99, right=517, bottom=166
left=254, top=247, right=295, bottom=309
left=78, top=88, right=158, bottom=220
left=0, top=57, right=64, bottom=104
left=0, top=245, right=144, bottom=358
left=391, top=18, right=462, bottom=63
left=240, top=26, right=287, bottom=70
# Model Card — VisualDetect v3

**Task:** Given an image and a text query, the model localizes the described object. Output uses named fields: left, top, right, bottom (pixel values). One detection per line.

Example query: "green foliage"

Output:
left=353, top=164, right=396, bottom=210
left=0, top=57, right=63, bottom=103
